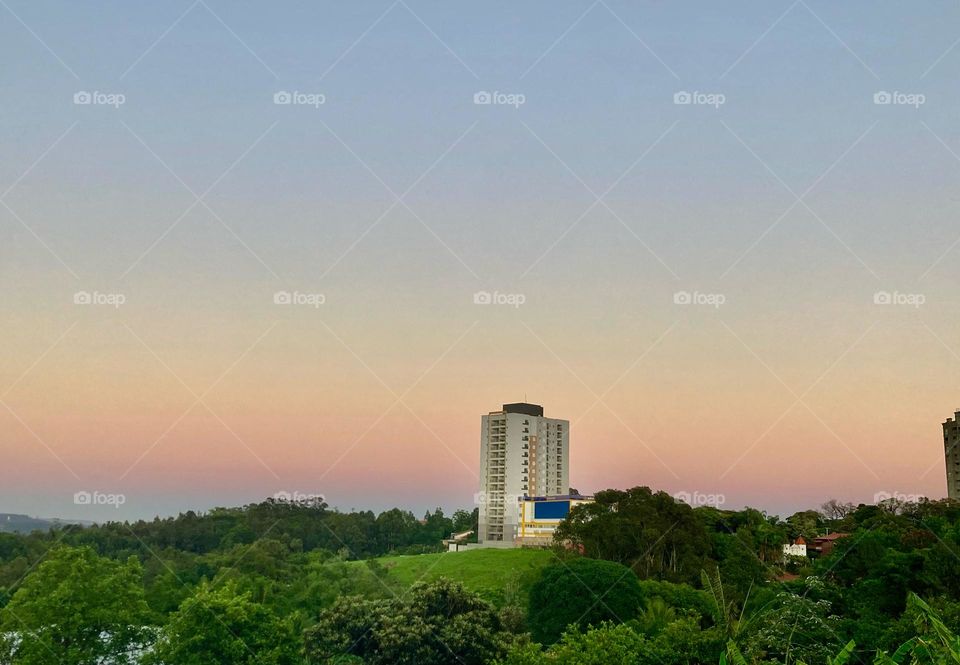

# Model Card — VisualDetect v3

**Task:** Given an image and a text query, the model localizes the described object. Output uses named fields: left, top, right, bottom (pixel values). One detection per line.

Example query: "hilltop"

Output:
left=0, top=513, right=92, bottom=534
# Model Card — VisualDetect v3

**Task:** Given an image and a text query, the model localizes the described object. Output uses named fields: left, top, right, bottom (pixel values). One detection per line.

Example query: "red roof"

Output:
left=795, top=536, right=806, bottom=545
left=815, top=533, right=849, bottom=541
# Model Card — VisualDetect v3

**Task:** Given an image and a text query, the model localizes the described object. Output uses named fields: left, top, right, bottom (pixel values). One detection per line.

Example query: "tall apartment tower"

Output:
left=478, top=403, right=569, bottom=543
left=944, top=409, right=960, bottom=499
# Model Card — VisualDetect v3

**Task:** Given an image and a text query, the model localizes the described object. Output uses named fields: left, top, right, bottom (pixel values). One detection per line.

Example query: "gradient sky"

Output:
left=2, top=1, right=960, bottom=521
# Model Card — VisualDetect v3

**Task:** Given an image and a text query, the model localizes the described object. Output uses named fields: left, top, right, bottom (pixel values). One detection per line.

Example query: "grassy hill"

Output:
left=362, top=547, right=556, bottom=606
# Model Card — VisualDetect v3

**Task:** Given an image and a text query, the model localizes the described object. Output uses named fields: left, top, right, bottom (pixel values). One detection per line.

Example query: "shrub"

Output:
left=527, top=557, right=644, bottom=644
left=304, top=578, right=516, bottom=665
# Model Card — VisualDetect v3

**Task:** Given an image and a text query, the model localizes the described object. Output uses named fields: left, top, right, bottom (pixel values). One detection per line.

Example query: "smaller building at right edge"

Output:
left=943, top=409, right=960, bottom=500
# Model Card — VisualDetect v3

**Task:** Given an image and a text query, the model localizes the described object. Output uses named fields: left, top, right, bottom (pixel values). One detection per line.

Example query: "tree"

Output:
left=898, top=593, right=960, bottom=664
left=374, top=508, right=419, bottom=553
left=149, top=581, right=299, bottom=665
left=0, top=545, right=152, bottom=665
left=496, top=619, right=722, bottom=665
left=527, top=557, right=645, bottom=644
left=452, top=508, right=478, bottom=537
left=785, top=510, right=822, bottom=543
left=415, top=508, right=453, bottom=546
left=739, top=577, right=843, bottom=665
left=717, top=542, right=766, bottom=604
left=637, top=597, right=676, bottom=636
left=304, top=578, right=514, bottom=665
left=820, top=499, right=855, bottom=521
left=496, top=623, right=651, bottom=665
left=554, top=487, right=709, bottom=584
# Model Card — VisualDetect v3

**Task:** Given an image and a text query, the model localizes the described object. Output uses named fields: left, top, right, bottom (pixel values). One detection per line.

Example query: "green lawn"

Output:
left=365, top=547, right=556, bottom=606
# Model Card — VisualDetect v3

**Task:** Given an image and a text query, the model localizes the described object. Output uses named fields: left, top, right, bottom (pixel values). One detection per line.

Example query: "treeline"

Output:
left=556, top=487, right=960, bottom=658
left=3, top=489, right=960, bottom=663
left=0, top=497, right=476, bottom=566
left=0, top=498, right=477, bottom=619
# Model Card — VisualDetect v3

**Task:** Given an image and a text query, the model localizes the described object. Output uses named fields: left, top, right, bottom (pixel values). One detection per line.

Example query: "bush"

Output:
left=527, top=557, right=645, bottom=644
left=497, top=623, right=651, bottom=665
left=638, top=579, right=715, bottom=627
left=148, top=581, right=300, bottom=665
left=304, top=578, right=516, bottom=665
left=496, top=619, right=723, bottom=665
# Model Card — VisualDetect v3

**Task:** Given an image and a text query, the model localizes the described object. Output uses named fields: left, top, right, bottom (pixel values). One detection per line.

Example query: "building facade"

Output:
left=517, top=494, right=592, bottom=546
left=944, top=410, right=960, bottom=500
left=810, top=533, right=849, bottom=556
left=478, top=403, right=569, bottom=543
left=782, top=537, right=807, bottom=558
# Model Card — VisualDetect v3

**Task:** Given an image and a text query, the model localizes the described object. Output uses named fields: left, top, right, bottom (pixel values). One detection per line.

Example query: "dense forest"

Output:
left=2, top=489, right=960, bottom=664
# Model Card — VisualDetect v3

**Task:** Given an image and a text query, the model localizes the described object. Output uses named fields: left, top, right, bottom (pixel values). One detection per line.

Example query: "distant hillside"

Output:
left=0, top=513, right=92, bottom=534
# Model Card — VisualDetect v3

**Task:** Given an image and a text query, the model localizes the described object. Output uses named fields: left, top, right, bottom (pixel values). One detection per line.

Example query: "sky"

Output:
left=2, top=1, right=960, bottom=522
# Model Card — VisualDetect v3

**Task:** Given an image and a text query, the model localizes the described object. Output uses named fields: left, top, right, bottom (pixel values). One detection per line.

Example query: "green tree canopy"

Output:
left=304, top=578, right=514, bottom=665
left=554, top=487, right=709, bottom=584
left=148, top=580, right=299, bottom=665
left=0, top=545, right=152, bottom=665
left=527, top=557, right=645, bottom=645
left=497, top=619, right=722, bottom=665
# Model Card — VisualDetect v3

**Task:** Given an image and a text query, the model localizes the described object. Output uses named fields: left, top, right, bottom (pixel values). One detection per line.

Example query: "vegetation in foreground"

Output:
left=1, top=488, right=960, bottom=663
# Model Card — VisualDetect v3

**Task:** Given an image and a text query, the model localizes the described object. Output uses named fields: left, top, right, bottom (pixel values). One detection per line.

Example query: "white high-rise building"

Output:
left=478, top=403, right=569, bottom=543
